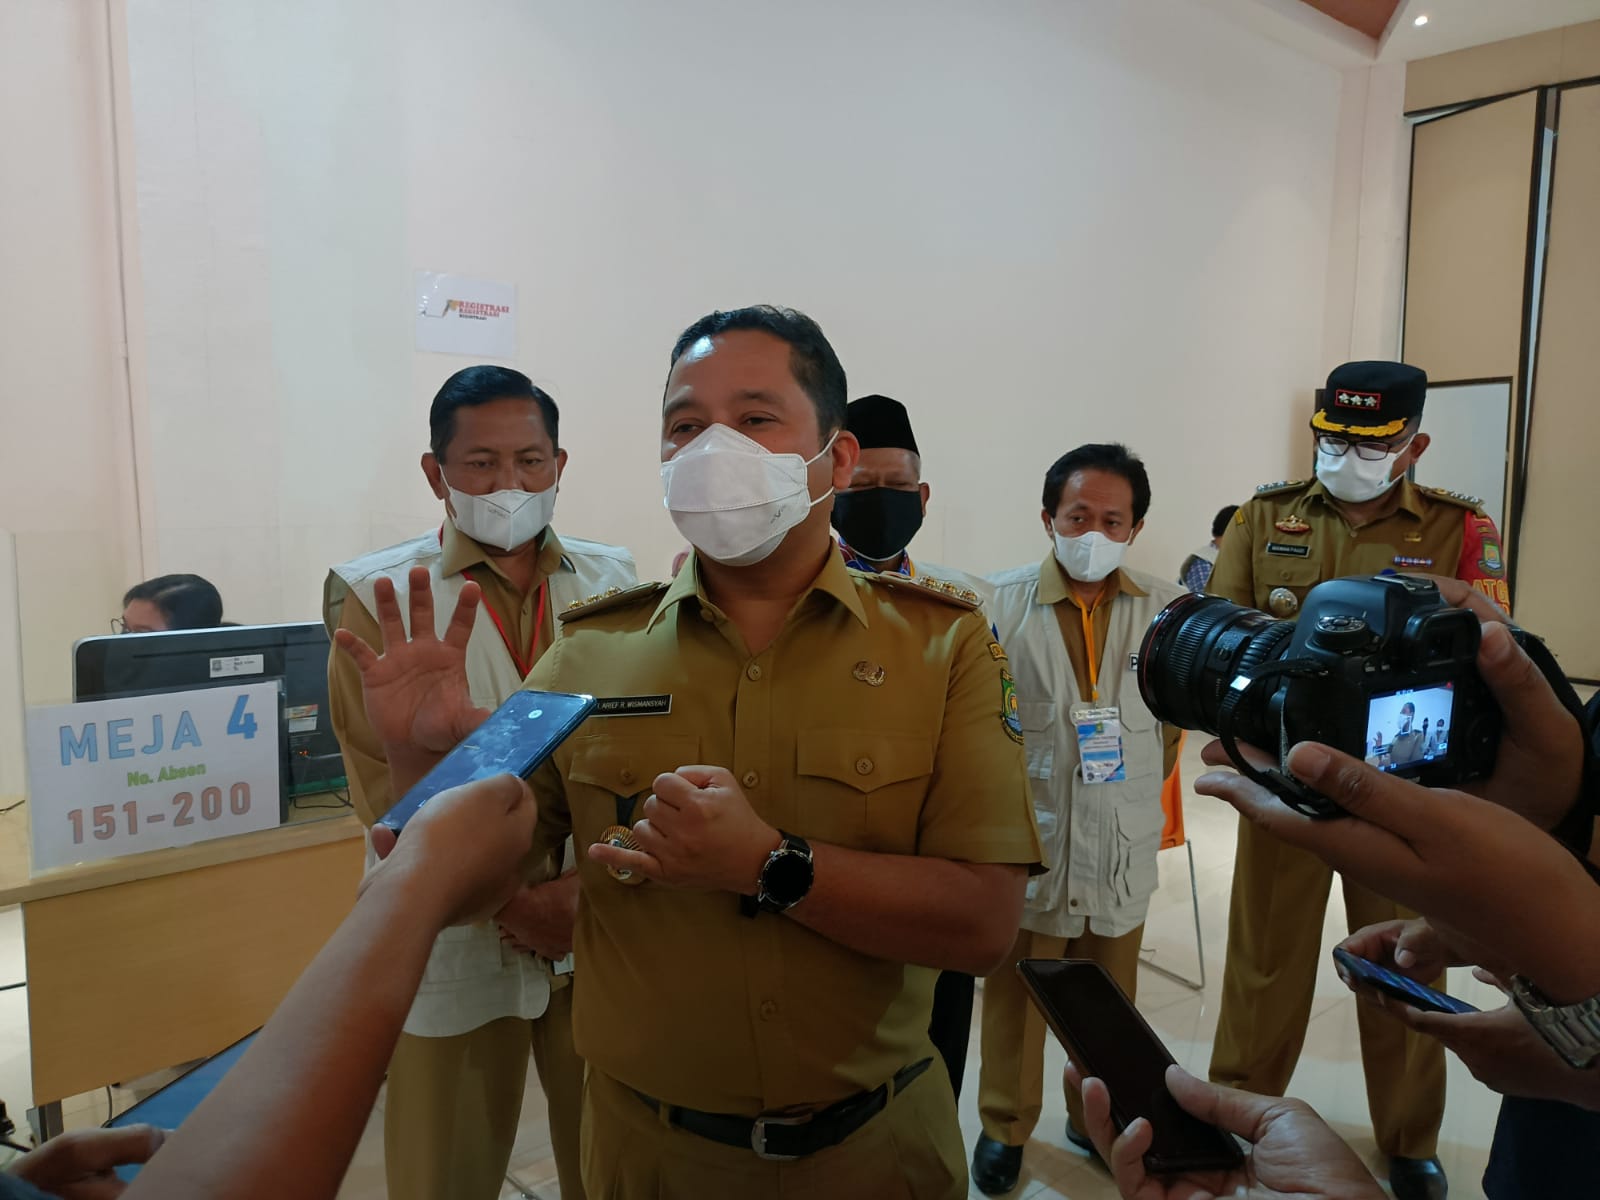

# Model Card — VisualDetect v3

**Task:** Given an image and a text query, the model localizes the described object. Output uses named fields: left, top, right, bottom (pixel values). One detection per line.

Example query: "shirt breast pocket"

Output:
left=795, top=730, right=934, bottom=854
left=566, top=734, right=701, bottom=841
left=1254, top=554, right=1322, bottom=609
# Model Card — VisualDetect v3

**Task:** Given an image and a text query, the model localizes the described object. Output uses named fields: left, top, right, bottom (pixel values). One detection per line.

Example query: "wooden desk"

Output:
left=0, top=799, right=365, bottom=1136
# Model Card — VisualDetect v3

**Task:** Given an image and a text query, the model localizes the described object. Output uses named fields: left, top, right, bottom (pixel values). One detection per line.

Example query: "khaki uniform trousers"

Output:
left=978, top=923, right=1145, bottom=1145
left=1209, top=820, right=1446, bottom=1159
left=579, top=1058, right=966, bottom=1200
left=384, top=983, right=585, bottom=1200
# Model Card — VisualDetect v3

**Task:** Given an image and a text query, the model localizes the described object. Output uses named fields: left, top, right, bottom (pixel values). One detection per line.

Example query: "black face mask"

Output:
left=831, top=487, right=925, bottom=563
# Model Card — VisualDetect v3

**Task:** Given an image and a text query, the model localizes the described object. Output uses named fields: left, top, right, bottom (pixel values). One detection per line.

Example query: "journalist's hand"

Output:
left=363, top=774, right=536, bottom=927
left=1065, top=1063, right=1383, bottom=1200
left=1197, top=741, right=1600, bottom=1003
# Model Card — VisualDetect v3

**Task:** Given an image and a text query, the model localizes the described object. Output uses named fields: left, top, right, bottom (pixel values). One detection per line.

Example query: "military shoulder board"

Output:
left=558, top=581, right=669, bottom=622
left=872, top=574, right=982, bottom=610
left=1418, top=485, right=1484, bottom=510
left=1254, top=478, right=1311, bottom=496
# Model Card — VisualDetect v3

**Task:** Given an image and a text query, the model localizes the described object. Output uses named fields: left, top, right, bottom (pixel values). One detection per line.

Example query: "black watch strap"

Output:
left=741, top=831, right=814, bottom=917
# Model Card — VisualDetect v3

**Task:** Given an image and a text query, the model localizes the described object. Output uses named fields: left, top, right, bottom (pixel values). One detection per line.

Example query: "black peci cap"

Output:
left=1313, top=361, right=1427, bottom=438
left=845, top=394, right=919, bottom=455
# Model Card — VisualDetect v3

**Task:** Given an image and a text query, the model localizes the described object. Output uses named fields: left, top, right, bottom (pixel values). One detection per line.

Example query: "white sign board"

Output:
left=26, top=683, right=281, bottom=872
left=414, top=271, right=517, bottom=359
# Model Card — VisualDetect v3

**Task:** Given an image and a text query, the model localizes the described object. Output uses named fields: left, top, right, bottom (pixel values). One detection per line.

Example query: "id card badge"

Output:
left=1073, top=705, right=1126, bottom=784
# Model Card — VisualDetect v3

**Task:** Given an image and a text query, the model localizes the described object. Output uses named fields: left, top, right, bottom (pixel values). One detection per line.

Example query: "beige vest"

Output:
left=986, top=563, right=1185, bottom=938
left=329, top=527, right=636, bottom=1037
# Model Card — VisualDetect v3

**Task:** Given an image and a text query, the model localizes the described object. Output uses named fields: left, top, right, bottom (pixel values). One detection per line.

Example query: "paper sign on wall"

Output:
left=25, top=682, right=281, bottom=872
left=415, top=271, right=517, bottom=358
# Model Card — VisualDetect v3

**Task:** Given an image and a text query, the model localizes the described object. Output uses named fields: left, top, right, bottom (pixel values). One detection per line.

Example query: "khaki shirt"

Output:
left=1044, top=560, right=1181, bottom=779
left=525, top=549, right=1042, bottom=1115
left=1209, top=477, right=1510, bottom=613
left=327, top=523, right=563, bottom=825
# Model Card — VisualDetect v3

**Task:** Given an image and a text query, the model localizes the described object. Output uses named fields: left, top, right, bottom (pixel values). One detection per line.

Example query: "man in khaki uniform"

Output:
left=1207, top=361, right=1510, bottom=1200
left=336, top=306, right=1041, bottom=1200
left=829, top=391, right=995, bottom=1101
left=971, top=443, right=1184, bottom=1195
left=325, top=365, right=635, bottom=1200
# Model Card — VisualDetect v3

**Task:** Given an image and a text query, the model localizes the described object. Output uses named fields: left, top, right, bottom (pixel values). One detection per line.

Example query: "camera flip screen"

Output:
left=1366, top=683, right=1455, bottom=772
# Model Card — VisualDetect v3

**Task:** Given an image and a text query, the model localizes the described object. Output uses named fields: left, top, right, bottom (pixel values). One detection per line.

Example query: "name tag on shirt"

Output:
left=593, top=695, right=672, bottom=717
left=1073, top=705, right=1126, bottom=784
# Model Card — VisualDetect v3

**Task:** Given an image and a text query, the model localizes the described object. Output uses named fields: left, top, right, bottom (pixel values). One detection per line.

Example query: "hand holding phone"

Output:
left=1070, top=1061, right=1386, bottom=1200
left=1331, top=946, right=1478, bottom=1015
left=377, top=690, right=595, bottom=835
left=1018, top=959, right=1242, bottom=1173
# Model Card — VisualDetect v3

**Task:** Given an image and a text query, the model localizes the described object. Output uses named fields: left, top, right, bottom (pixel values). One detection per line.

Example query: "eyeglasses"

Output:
left=110, top=617, right=129, bottom=635
left=1314, top=433, right=1412, bottom=461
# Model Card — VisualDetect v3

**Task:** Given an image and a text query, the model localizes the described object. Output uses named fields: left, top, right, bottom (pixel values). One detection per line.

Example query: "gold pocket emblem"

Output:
left=598, top=823, right=647, bottom=886
left=852, top=660, right=887, bottom=687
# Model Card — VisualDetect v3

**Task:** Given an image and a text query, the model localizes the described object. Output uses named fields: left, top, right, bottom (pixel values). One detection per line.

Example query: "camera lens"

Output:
left=1137, top=593, right=1297, bottom=745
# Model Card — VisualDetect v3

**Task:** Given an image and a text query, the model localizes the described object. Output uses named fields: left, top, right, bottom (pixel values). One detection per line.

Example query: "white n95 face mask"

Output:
left=1053, top=530, right=1127, bottom=584
left=661, top=424, right=837, bottom=566
left=446, top=479, right=557, bottom=552
left=1315, top=438, right=1411, bottom=505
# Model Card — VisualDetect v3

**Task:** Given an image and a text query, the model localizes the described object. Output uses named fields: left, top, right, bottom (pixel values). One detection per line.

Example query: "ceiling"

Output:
left=1221, top=0, right=1600, bottom=64
left=1375, top=0, right=1600, bottom=61
left=1299, top=0, right=1401, bottom=41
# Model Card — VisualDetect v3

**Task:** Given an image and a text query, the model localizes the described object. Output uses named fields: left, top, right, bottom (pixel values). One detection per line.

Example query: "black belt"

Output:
left=630, top=1057, right=933, bottom=1161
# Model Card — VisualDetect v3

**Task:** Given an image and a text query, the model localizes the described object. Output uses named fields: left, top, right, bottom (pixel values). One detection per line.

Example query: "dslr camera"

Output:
left=1137, top=574, right=1506, bottom=817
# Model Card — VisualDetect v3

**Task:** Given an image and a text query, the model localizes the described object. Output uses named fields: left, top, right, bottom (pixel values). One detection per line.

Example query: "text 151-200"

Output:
left=65, top=783, right=253, bottom=844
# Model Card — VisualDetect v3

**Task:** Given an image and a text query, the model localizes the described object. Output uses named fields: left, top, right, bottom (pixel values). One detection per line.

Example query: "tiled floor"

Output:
left=7, top=736, right=1507, bottom=1198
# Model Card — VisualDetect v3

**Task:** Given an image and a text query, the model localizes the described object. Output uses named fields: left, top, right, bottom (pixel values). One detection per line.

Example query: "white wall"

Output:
left=1322, top=63, right=1411, bottom=368
left=0, top=1, right=142, bottom=730
left=119, top=0, right=1351, bottom=606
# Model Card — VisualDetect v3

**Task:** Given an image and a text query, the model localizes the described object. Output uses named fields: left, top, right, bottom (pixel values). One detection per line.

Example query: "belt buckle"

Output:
left=750, top=1112, right=809, bottom=1161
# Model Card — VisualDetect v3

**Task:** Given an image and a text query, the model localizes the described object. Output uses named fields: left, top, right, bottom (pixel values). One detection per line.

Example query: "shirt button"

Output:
left=759, top=999, right=780, bottom=1021
left=742, top=770, right=759, bottom=789
left=699, top=608, right=715, bottom=622
left=855, top=757, right=874, bottom=776
left=1069, top=898, right=1080, bottom=908
left=746, top=663, right=763, bottom=681
left=620, top=768, right=636, bottom=786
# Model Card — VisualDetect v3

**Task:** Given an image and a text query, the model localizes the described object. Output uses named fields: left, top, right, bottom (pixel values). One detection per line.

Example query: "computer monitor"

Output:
left=72, top=624, right=348, bottom=819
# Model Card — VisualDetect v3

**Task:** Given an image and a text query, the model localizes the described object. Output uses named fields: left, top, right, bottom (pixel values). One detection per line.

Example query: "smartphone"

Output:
left=377, top=691, right=596, bottom=834
left=103, top=1031, right=258, bottom=1180
left=1331, top=946, right=1478, bottom=1015
left=1017, top=959, right=1243, bottom=1174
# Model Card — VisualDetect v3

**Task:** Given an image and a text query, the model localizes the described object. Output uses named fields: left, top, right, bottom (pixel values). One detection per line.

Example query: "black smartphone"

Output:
left=1017, top=958, right=1243, bottom=1174
left=377, top=690, right=596, bottom=834
left=1331, top=946, right=1478, bottom=1015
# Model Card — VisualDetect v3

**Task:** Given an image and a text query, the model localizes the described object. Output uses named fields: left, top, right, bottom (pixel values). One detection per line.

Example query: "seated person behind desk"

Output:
left=118, top=574, right=223, bottom=633
left=324, top=364, right=636, bottom=1200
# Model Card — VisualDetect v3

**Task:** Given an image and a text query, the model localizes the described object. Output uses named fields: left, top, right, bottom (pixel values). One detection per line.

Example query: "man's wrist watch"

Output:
left=741, top=831, right=814, bottom=917
left=1509, top=975, right=1600, bottom=1069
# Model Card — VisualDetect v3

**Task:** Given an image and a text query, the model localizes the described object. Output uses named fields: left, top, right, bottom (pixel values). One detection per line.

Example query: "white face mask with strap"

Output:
left=445, top=475, right=557, bottom=552
left=1315, top=437, right=1412, bottom=504
left=661, top=424, right=837, bottom=566
left=1052, top=529, right=1127, bottom=583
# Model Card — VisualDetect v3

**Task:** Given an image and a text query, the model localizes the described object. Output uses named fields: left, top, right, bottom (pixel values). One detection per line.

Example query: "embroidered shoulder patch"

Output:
left=1000, top=668, right=1024, bottom=745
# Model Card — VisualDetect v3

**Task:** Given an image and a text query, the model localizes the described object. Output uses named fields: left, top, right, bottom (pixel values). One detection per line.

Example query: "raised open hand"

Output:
left=333, top=568, right=490, bottom=770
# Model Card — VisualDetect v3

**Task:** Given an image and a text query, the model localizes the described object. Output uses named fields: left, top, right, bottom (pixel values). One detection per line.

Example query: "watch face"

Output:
left=764, top=847, right=815, bottom=906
